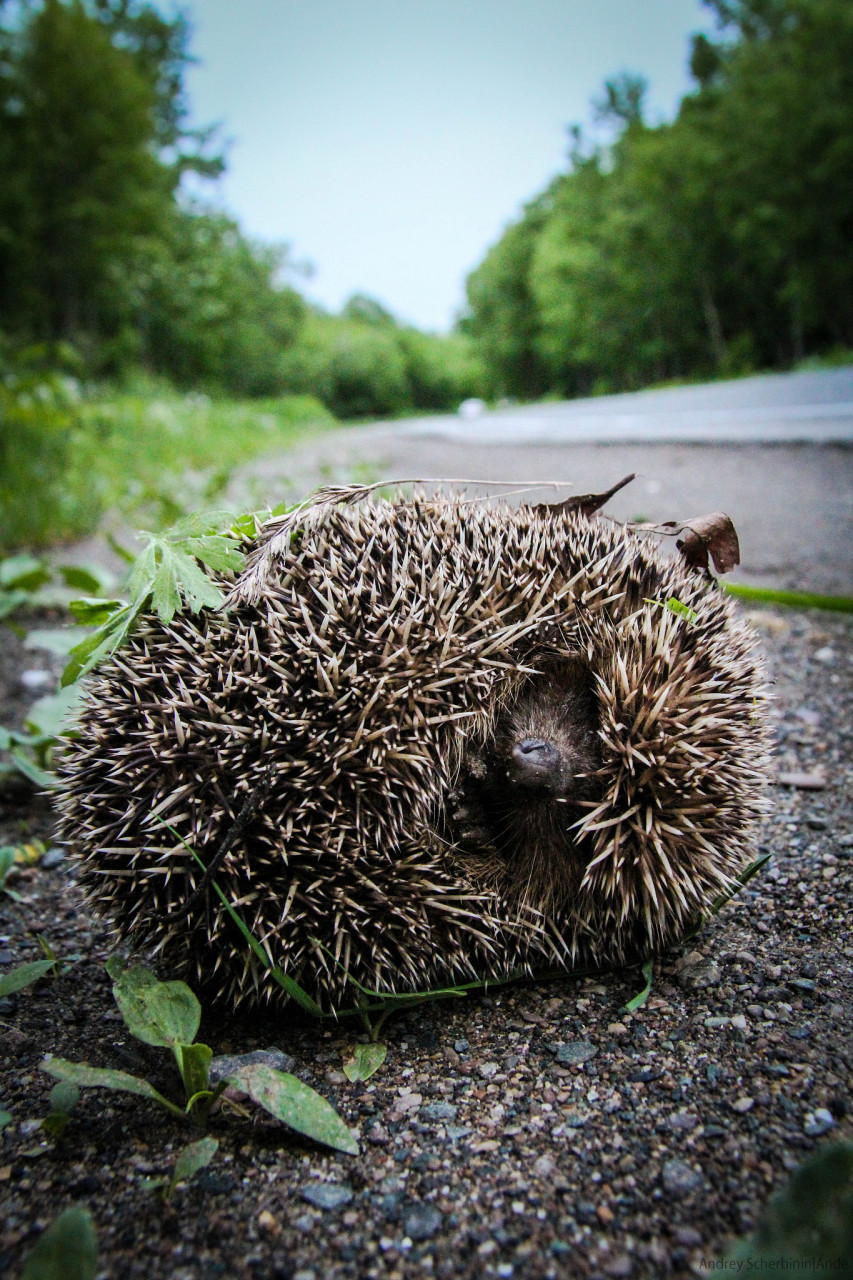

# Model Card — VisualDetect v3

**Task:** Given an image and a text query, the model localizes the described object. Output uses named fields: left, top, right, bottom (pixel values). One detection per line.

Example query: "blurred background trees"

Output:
left=464, top=0, right=853, bottom=398
left=0, top=0, right=850, bottom=424
left=0, top=0, right=485, bottom=417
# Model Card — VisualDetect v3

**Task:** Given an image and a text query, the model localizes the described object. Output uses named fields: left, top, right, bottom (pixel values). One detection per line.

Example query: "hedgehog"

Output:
left=57, top=483, right=770, bottom=1012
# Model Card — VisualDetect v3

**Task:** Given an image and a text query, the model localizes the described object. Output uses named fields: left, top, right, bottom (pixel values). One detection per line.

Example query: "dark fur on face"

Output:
left=452, top=662, right=603, bottom=911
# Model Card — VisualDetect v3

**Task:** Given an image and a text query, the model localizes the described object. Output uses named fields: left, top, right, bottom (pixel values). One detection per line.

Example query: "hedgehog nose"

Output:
left=510, top=738, right=562, bottom=790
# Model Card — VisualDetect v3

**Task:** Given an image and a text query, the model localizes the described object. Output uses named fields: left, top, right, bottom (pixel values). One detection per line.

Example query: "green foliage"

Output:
left=465, top=0, right=853, bottom=397
left=624, top=960, right=654, bottom=1013
left=728, top=1141, right=853, bottom=1276
left=0, top=959, right=56, bottom=998
left=42, top=959, right=360, bottom=1151
left=20, top=1206, right=98, bottom=1280
left=61, top=509, right=248, bottom=684
left=342, top=1043, right=387, bottom=1083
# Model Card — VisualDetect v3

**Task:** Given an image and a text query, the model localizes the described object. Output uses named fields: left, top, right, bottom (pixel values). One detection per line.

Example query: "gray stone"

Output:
left=554, top=1040, right=598, bottom=1065
left=301, top=1183, right=354, bottom=1210
left=678, top=956, right=721, bottom=989
left=804, top=1109, right=834, bottom=1137
left=422, top=1102, right=458, bottom=1122
left=209, top=1048, right=295, bottom=1083
left=661, top=1158, right=704, bottom=1198
left=403, top=1204, right=443, bottom=1240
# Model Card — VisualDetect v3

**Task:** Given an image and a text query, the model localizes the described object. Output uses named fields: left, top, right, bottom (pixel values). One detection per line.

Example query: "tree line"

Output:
left=0, top=0, right=485, bottom=418
left=463, top=0, right=853, bottom=400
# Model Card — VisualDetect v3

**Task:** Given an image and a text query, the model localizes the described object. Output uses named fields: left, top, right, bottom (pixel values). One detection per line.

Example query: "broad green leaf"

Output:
left=0, top=845, right=15, bottom=882
left=24, top=628, right=90, bottom=657
left=170, top=548, right=224, bottom=612
left=58, top=563, right=116, bottom=594
left=68, top=597, right=125, bottom=626
left=0, top=959, right=54, bottom=997
left=0, top=1108, right=11, bottom=1129
left=126, top=541, right=158, bottom=602
left=9, top=749, right=57, bottom=789
left=176, top=1042, right=212, bottom=1102
left=21, top=1206, right=97, bottom=1280
left=151, top=546, right=182, bottom=623
left=25, top=685, right=84, bottom=738
left=49, top=1080, right=80, bottom=1114
left=107, top=958, right=201, bottom=1048
left=624, top=959, right=654, bottom=1012
left=343, top=1042, right=387, bottom=1082
left=179, top=535, right=244, bottom=573
left=0, top=555, right=50, bottom=592
left=41, top=1057, right=184, bottom=1118
left=61, top=595, right=148, bottom=686
left=229, top=1063, right=359, bottom=1155
left=168, top=1136, right=219, bottom=1197
left=0, top=589, right=29, bottom=619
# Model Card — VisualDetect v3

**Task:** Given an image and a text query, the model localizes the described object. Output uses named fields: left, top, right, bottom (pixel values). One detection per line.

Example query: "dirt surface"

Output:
left=1, top=598, right=852, bottom=1279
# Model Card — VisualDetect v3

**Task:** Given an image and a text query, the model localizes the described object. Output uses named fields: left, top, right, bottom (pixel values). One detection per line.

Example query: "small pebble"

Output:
left=301, top=1183, right=354, bottom=1210
left=554, top=1040, right=598, bottom=1065
left=813, top=646, right=836, bottom=664
left=675, top=1226, right=703, bottom=1247
left=477, top=1062, right=499, bottom=1079
left=732, top=1097, right=754, bottom=1113
left=453, top=1039, right=469, bottom=1054
left=403, top=1204, right=443, bottom=1240
left=804, top=1109, right=835, bottom=1137
left=661, top=1159, right=704, bottom=1198
left=422, top=1102, right=458, bottom=1122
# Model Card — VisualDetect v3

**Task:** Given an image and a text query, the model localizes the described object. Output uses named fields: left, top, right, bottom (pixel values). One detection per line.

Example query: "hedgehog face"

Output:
left=451, top=662, right=603, bottom=910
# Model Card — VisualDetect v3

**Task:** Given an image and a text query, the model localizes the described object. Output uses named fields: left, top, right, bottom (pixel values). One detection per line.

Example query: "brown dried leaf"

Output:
left=533, top=473, right=636, bottom=518
left=629, top=510, right=740, bottom=576
left=676, top=512, right=740, bottom=575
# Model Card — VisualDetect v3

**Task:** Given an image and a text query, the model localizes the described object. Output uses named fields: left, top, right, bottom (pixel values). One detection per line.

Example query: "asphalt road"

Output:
left=227, top=367, right=853, bottom=596
left=398, top=366, right=853, bottom=445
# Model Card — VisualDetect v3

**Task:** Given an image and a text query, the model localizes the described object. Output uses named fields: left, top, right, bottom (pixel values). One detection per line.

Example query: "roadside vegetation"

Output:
left=463, top=0, right=853, bottom=399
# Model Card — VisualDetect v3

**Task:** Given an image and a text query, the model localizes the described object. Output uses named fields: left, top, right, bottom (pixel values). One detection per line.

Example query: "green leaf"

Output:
left=0, top=555, right=50, bottom=592
left=624, top=959, right=654, bottom=1012
left=61, top=596, right=148, bottom=685
left=342, top=1042, right=387, bottom=1082
left=0, top=845, right=15, bottom=884
left=24, top=628, right=90, bottom=657
left=8, top=749, right=57, bottom=789
left=126, top=541, right=158, bottom=602
left=0, top=1108, right=11, bottom=1130
left=179, top=535, right=244, bottom=574
left=58, top=563, right=116, bottom=595
left=0, top=959, right=54, bottom=997
left=0, top=589, right=30, bottom=619
left=170, top=547, right=224, bottom=613
left=68, top=597, right=125, bottom=626
left=25, top=685, right=84, bottom=738
left=176, top=1042, right=212, bottom=1104
left=107, top=958, right=201, bottom=1049
left=724, top=584, right=853, bottom=614
left=229, top=1063, right=359, bottom=1155
left=168, top=1136, right=219, bottom=1198
left=21, top=1206, right=97, bottom=1280
left=664, top=597, right=698, bottom=624
left=41, top=1057, right=185, bottom=1118
left=150, top=545, right=182, bottom=623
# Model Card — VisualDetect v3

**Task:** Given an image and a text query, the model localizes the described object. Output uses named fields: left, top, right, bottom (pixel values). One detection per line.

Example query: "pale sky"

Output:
left=184, top=0, right=717, bottom=332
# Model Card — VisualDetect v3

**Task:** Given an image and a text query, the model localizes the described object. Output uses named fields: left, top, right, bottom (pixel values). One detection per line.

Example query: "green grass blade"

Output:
left=724, top=583, right=853, bottom=613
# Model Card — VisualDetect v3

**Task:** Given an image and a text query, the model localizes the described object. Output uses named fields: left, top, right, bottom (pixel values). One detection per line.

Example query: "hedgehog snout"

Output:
left=509, top=737, right=566, bottom=794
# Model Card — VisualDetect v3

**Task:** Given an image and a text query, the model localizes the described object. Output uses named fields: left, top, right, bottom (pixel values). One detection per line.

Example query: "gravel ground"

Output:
left=0, top=600, right=851, bottom=1279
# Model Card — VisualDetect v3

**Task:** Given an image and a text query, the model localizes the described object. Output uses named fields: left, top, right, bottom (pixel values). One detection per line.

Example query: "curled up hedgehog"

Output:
left=58, top=478, right=770, bottom=1012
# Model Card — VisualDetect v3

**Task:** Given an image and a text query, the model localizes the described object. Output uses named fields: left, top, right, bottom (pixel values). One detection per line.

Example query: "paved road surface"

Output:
left=399, top=366, right=853, bottom=445
left=227, top=367, right=853, bottom=596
